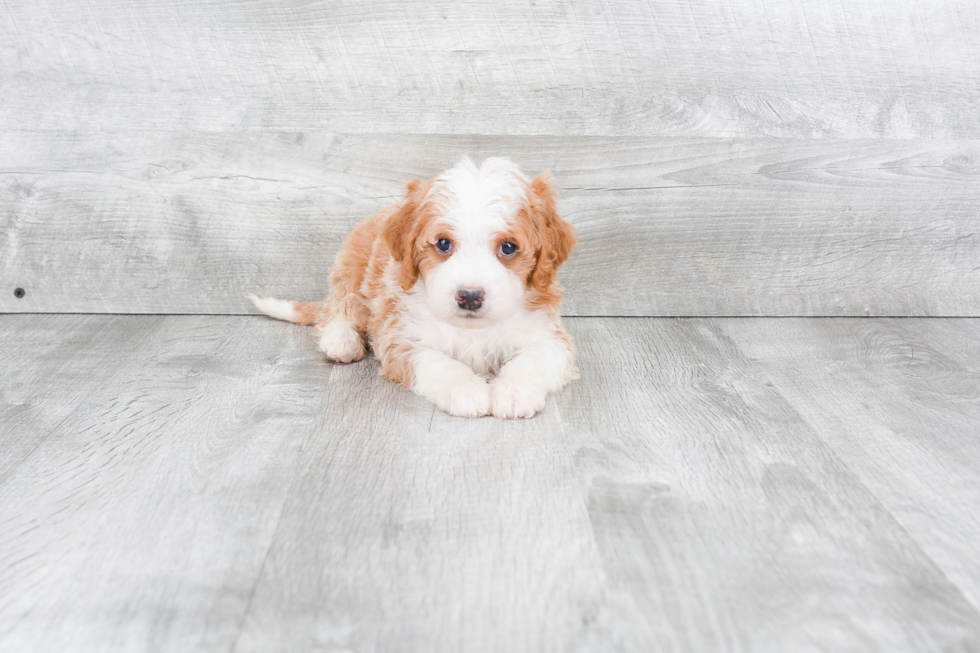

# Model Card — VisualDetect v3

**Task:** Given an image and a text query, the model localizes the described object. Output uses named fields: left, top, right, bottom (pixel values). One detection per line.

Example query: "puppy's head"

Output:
left=383, top=158, right=576, bottom=328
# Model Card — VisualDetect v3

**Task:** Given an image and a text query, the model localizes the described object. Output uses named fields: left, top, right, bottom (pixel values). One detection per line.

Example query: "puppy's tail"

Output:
left=248, top=293, right=326, bottom=326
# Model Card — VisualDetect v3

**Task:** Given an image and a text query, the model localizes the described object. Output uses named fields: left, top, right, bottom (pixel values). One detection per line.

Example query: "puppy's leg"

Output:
left=313, top=281, right=366, bottom=363
left=491, top=328, right=577, bottom=419
left=316, top=318, right=366, bottom=364
left=314, top=251, right=373, bottom=365
left=411, top=349, right=492, bottom=418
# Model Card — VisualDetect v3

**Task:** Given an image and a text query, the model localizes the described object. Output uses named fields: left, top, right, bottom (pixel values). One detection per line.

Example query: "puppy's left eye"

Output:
left=499, top=241, right=518, bottom=257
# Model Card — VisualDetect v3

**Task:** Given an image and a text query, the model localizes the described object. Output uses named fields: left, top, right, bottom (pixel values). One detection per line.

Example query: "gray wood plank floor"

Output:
left=2, top=315, right=979, bottom=652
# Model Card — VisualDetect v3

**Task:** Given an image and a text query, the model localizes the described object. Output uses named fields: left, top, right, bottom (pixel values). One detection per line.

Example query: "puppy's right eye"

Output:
left=436, top=238, right=452, bottom=253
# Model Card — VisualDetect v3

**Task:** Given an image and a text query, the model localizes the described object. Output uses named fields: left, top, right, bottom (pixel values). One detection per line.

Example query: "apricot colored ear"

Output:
left=528, top=172, right=577, bottom=292
left=382, top=179, right=424, bottom=291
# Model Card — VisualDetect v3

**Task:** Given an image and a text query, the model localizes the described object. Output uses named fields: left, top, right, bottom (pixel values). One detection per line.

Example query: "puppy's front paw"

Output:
left=435, top=376, right=492, bottom=418
left=317, top=321, right=365, bottom=363
left=490, top=378, right=546, bottom=419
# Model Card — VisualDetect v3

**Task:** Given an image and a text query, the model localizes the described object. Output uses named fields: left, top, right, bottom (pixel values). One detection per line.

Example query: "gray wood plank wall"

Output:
left=2, top=0, right=979, bottom=315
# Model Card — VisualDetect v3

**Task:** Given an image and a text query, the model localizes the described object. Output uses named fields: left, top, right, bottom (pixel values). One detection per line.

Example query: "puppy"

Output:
left=251, top=157, right=578, bottom=418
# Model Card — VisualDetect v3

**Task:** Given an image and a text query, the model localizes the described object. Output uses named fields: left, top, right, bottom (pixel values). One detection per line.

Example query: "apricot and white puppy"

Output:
left=251, top=157, right=578, bottom=419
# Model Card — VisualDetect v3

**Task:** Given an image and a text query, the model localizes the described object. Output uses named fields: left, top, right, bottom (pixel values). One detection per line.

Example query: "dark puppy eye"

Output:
left=499, top=241, right=518, bottom=257
left=436, top=238, right=452, bottom=253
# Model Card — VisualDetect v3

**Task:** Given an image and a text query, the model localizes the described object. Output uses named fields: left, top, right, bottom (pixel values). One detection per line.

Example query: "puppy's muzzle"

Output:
left=456, top=288, right=484, bottom=312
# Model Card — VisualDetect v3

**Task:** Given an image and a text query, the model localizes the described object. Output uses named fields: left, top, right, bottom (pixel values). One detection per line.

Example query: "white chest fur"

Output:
left=401, top=288, right=555, bottom=377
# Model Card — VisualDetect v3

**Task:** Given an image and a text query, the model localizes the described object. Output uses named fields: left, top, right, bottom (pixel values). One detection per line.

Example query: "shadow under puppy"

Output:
left=251, top=157, right=578, bottom=418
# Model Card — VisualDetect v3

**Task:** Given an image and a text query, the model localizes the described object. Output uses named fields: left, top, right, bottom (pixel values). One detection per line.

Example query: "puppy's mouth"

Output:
left=451, top=310, right=491, bottom=327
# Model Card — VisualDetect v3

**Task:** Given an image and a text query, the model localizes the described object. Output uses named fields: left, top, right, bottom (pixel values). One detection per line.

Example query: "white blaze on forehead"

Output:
left=426, top=157, right=529, bottom=242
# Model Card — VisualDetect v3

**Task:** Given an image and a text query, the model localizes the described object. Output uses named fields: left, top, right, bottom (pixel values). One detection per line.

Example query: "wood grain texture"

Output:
left=722, top=317, right=980, bottom=612
left=562, top=317, right=980, bottom=651
left=3, top=315, right=980, bottom=651
left=0, top=315, right=334, bottom=652
left=2, top=133, right=979, bottom=316
left=232, top=367, right=602, bottom=653
left=1, top=0, right=978, bottom=137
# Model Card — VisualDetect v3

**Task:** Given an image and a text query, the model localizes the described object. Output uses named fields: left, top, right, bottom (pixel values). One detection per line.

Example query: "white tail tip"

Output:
left=249, top=294, right=300, bottom=323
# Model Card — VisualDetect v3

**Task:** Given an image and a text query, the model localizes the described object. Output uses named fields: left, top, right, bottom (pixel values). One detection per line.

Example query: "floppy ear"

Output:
left=382, top=179, right=424, bottom=291
left=528, top=172, right=577, bottom=293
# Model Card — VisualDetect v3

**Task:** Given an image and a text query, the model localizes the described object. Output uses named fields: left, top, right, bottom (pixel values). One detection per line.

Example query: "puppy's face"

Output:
left=383, top=158, right=576, bottom=328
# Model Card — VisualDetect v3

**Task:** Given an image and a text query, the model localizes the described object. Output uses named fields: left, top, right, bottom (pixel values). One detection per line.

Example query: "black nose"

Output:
left=456, top=288, right=484, bottom=311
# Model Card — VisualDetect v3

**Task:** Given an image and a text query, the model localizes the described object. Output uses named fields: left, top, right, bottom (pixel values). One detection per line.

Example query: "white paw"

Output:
left=434, top=376, right=492, bottom=418
left=490, top=378, right=547, bottom=419
left=316, top=320, right=365, bottom=363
